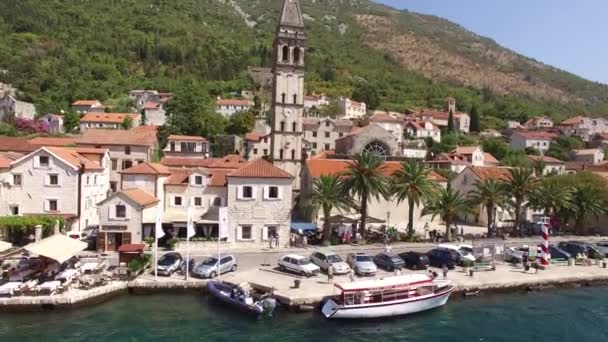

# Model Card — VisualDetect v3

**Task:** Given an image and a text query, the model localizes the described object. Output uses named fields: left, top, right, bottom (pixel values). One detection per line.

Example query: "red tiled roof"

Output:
left=76, top=128, right=157, bottom=147
left=0, top=137, right=35, bottom=153
left=454, top=146, right=481, bottom=155
left=120, top=162, right=171, bottom=175
left=228, top=158, right=292, bottom=178
left=512, top=130, right=559, bottom=140
left=80, top=112, right=140, bottom=124
left=28, top=137, right=77, bottom=147
left=559, top=116, right=585, bottom=126
left=0, top=152, right=21, bottom=169
left=405, top=120, right=440, bottom=132
left=468, top=166, right=513, bottom=181
left=160, top=154, right=246, bottom=169
left=72, top=100, right=101, bottom=106
left=245, top=132, right=262, bottom=142
left=164, top=168, right=229, bottom=187
left=167, top=134, right=207, bottom=142
left=121, top=188, right=159, bottom=207
left=216, top=99, right=253, bottom=107
left=117, top=244, right=145, bottom=253
left=144, top=101, right=160, bottom=109
left=39, top=147, right=104, bottom=171
left=369, top=113, right=402, bottom=123
left=528, top=155, right=565, bottom=164
left=483, top=153, right=499, bottom=165
left=306, top=158, right=445, bottom=182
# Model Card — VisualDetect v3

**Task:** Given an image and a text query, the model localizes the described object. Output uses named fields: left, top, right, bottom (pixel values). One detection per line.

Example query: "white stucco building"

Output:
left=215, top=98, right=253, bottom=117
left=336, top=97, right=367, bottom=119
left=509, top=130, right=558, bottom=154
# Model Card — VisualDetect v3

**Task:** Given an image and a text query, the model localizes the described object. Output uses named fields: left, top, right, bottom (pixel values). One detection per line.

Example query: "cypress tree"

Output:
left=470, top=104, right=481, bottom=133
left=447, top=108, right=455, bottom=133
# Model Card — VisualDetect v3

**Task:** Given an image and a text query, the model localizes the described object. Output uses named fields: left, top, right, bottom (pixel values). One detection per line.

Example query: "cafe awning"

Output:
left=0, top=241, right=12, bottom=253
left=291, top=222, right=317, bottom=233
left=24, top=234, right=87, bottom=264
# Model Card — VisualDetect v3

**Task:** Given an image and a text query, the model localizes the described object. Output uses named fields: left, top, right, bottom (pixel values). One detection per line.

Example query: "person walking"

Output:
left=275, top=231, right=280, bottom=248
left=349, top=268, right=355, bottom=282
left=442, top=264, right=449, bottom=279
left=327, top=266, right=334, bottom=284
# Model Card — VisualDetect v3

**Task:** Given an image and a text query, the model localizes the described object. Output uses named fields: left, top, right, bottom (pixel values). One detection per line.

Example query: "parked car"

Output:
left=399, top=251, right=430, bottom=270
left=373, top=252, right=405, bottom=271
left=278, top=254, right=320, bottom=277
left=588, top=243, right=608, bottom=257
left=346, top=253, right=377, bottom=276
left=191, top=255, right=237, bottom=279
left=546, top=244, right=571, bottom=260
left=427, top=248, right=459, bottom=269
left=558, top=241, right=603, bottom=259
left=437, top=244, right=475, bottom=263
left=156, top=252, right=183, bottom=276
left=310, top=251, right=350, bottom=274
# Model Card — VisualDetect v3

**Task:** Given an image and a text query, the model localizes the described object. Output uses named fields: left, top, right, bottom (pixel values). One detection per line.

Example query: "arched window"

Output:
left=363, top=141, right=390, bottom=159
left=281, top=93, right=286, bottom=104
left=282, top=45, right=290, bottom=62
left=280, top=121, right=285, bottom=132
left=293, top=48, right=301, bottom=64
left=279, top=149, right=284, bottom=160
left=291, top=149, right=296, bottom=160
left=292, top=122, right=297, bottom=132
left=293, top=94, right=297, bottom=104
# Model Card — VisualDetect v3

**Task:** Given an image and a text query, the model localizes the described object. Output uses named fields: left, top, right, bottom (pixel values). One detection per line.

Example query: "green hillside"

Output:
left=0, top=0, right=607, bottom=124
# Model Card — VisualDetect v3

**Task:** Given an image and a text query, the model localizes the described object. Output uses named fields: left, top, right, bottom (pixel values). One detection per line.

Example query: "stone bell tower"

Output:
left=270, top=0, right=305, bottom=190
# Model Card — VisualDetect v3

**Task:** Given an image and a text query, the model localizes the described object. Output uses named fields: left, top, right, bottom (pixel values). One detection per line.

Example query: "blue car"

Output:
left=373, top=252, right=405, bottom=271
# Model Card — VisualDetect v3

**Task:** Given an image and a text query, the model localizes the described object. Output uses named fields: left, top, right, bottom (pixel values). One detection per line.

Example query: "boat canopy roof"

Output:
left=335, top=274, right=432, bottom=292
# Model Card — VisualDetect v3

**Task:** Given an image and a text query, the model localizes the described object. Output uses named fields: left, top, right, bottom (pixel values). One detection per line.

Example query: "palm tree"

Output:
left=342, top=152, right=390, bottom=240
left=503, top=168, right=539, bottom=235
left=305, top=175, right=355, bottom=246
left=570, top=184, right=606, bottom=234
left=392, top=161, right=438, bottom=239
left=528, top=180, right=572, bottom=218
left=422, top=185, right=470, bottom=242
left=469, top=178, right=509, bottom=238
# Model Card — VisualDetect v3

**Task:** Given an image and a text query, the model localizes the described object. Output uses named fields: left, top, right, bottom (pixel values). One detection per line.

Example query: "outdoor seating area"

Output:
left=0, top=235, right=116, bottom=297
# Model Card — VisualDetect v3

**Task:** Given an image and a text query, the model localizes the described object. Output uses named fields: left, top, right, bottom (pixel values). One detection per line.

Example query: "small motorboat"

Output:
left=321, top=274, right=455, bottom=319
left=207, top=281, right=276, bottom=318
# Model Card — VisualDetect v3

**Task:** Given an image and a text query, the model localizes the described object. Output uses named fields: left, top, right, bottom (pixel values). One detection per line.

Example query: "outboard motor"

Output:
left=261, top=297, right=277, bottom=317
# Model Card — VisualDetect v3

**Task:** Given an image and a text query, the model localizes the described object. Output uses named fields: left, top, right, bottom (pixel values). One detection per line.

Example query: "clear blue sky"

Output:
left=376, top=0, right=608, bottom=85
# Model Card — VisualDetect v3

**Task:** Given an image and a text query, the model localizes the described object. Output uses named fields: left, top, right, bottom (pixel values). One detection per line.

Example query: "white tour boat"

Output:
left=321, top=274, right=455, bottom=319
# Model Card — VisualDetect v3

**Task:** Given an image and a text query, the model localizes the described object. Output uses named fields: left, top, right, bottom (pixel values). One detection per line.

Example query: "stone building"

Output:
left=163, top=135, right=210, bottom=159
left=334, top=124, right=401, bottom=158
left=71, top=100, right=104, bottom=114
left=79, top=113, right=141, bottom=132
left=0, top=94, right=36, bottom=121
left=302, top=117, right=353, bottom=155
left=215, top=98, right=253, bottom=117
left=269, top=0, right=306, bottom=190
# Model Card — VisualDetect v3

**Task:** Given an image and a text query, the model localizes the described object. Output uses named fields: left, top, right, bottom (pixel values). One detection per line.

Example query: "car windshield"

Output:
left=202, top=257, right=218, bottom=266
left=390, top=257, right=402, bottom=263
left=297, top=258, right=312, bottom=265
left=327, top=255, right=342, bottom=263
left=355, top=255, right=372, bottom=262
left=159, top=255, right=177, bottom=265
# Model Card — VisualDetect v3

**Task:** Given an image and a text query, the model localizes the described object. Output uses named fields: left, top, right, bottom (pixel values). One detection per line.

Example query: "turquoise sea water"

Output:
left=0, top=287, right=607, bottom=342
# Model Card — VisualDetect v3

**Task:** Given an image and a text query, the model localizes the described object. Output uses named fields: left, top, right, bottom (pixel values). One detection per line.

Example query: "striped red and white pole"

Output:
left=540, top=224, right=550, bottom=267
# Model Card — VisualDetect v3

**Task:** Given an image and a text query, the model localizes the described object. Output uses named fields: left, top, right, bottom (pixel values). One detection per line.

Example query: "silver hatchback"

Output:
left=191, top=255, right=237, bottom=279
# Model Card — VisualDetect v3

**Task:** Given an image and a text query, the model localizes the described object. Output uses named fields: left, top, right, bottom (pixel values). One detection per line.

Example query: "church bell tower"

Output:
left=270, top=0, right=305, bottom=190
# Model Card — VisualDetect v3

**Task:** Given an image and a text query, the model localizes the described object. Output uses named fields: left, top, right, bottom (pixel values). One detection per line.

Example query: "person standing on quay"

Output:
left=442, top=264, right=449, bottom=279
left=327, top=266, right=334, bottom=284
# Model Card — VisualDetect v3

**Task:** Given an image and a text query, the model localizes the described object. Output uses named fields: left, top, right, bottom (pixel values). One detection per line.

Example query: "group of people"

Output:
left=268, top=231, right=280, bottom=249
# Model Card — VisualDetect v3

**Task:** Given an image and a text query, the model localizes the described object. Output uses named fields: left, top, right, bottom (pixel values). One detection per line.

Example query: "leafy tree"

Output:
left=546, top=136, right=584, bottom=161
left=305, top=175, right=355, bottom=246
left=447, top=109, right=455, bottom=133
left=392, top=161, right=438, bottom=239
left=121, top=116, right=133, bottom=130
left=423, top=185, right=470, bottom=242
left=352, top=83, right=380, bottom=110
left=342, top=153, right=390, bottom=240
left=502, top=168, right=539, bottom=235
left=318, top=101, right=341, bottom=118
left=469, top=103, right=481, bottom=133
left=62, top=111, right=80, bottom=133
left=481, top=137, right=509, bottom=160
left=570, top=185, right=606, bottom=234
left=528, top=180, right=572, bottom=218
left=524, top=147, right=540, bottom=156
left=500, top=150, right=531, bottom=168
left=225, top=110, right=256, bottom=135
left=469, top=178, right=509, bottom=237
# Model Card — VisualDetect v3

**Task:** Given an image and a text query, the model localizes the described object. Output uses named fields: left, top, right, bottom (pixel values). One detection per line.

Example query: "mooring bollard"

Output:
left=294, top=279, right=301, bottom=289
left=602, top=260, right=607, bottom=269
left=468, top=269, right=474, bottom=277
left=568, top=258, right=575, bottom=267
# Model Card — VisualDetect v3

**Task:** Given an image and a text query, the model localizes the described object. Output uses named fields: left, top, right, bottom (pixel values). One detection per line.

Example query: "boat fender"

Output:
left=262, top=297, right=277, bottom=316
left=298, top=304, right=315, bottom=312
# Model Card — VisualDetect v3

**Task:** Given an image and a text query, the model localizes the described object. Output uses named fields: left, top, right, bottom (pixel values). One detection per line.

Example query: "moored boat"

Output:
left=321, top=274, right=455, bottom=319
left=207, top=281, right=276, bottom=318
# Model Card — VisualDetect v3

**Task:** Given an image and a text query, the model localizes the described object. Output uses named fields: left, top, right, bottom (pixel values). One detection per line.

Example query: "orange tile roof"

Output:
left=228, top=158, right=292, bottom=179
left=0, top=137, right=35, bottom=153
left=369, top=113, right=402, bottom=123
left=559, top=116, right=585, bottom=126
left=121, top=188, right=160, bottom=207
left=216, top=99, right=253, bottom=107
left=454, top=146, right=481, bottom=155
left=483, top=153, right=499, bottom=165
left=572, top=149, right=601, bottom=156
left=306, top=158, right=445, bottom=182
left=72, top=100, right=101, bottom=106
left=28, top=137, right=77, bottom=147
left=160, top=155, right=246, bottom=169
left=76, top=128, right=157, bottom=147
left=80, top=112, right=140, bottom=124
left=245, top=132, right=262, bottom=142
left=468, top=166, right=513, bottom=181
left=0, top=152, right=22, bottom=169
left=120, top=162, right=171, bottom=175
left=512, top=130, right=559, bottom=140
left=167, top=134, right=207, bottom=142
left=144, top=101, right=160, bottom=109
left=43, top=147, right=104, bottom=171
